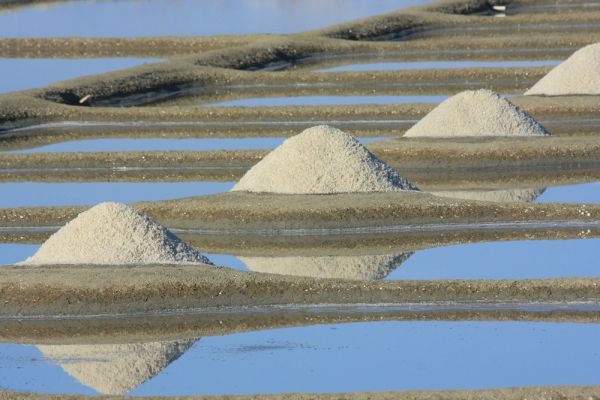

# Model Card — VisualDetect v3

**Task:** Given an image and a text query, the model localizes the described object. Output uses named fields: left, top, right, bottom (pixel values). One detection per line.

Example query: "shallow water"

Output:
left=4, top=238, right=598, bottom=281
left=315, top=60, right=561, bottom=72
left=2, top=321, right=600, bottom=396
left=0, top=182, right=234, bottom=208
left=205, top=95, right=449, bottom=107
left=0, top=0, right=433, bottom=38
left=536, top=182, right=600, bottom=204
left=6, top=137, right=386, bottom=154
left=0, top=58, right=161, bottom=93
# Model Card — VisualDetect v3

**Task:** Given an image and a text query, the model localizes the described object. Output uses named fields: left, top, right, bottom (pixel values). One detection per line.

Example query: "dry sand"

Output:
left=526, top=43, right=600, bottom=95
left=404, top=90, right=550, bottom=137
left=232, top=125, right=417, bottom=194
left=38, top=339, right=196, bottom=395
left=22, top=202, right=211, bottom=266
left=241, top=253, right=413, bottom=280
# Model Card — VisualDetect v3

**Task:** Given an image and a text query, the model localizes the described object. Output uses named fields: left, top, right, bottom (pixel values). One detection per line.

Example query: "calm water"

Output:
left=4, top=239, right=598, bottom=281
left=0, top=0, right=433, bottom=38
left=315, top=60, right=561, bottom=72
left=0, top=58, right=160, bottom=93
left=2, top=321, right=600, bottom=396
left=536, top=182, right=600, bottom=204
left=205, top=95, right=448, bottom=107
left=7, top=137, right=386, bottom=153
left=0, top=182, right=234, bottom=208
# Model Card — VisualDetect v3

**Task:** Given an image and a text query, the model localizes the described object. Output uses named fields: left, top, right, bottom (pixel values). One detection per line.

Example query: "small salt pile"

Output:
left=38, top=339, right=195, bottom=395
left=403, top=89, right=549, bottom=137
left=231, top=125, right=418, bottom=194
left=241, top=253, right=412, bottom=280
left=526, top=43, right=600, bottom=95
left=23, top=202, right=211, bottom=265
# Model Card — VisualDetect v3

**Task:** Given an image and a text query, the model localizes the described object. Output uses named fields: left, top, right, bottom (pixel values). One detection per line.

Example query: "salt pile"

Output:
left=241, top=253, right=413, bottom=280
left=231, top=125, right=418, bottom=194
left=23, top=202, right=211, bottom=265
left=38, top=339, right=196, bottom=395
left=431, top=188, right=545, bottom=203
left=403, top=89, right=549, bottom=137
left=526, top=43, right=600, bottom=95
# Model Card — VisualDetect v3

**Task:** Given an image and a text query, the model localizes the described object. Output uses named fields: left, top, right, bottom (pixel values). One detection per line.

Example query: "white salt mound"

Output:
left=241, top=253, right=413, bottom=280
left=526, top=43, right=600, bottom=95
left=431, top=188, right=545, bottom=203
left=38, top=339, right=195, bottom=395
left=23, top=202, right=211, bottom=265
left=231, top=125, right=418, bottom=194
left=403, top=89, right=549, bottom=137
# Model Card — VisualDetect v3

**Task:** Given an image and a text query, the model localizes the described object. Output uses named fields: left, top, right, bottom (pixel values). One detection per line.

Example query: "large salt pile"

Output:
left=231, top=125, right=418, bottom=194
left=403, top=89, right=549, bottom=137
left=240, top=253, right=412, bottom=280
left=526, top=43, right=600, bottom=95
left=38, top=339, right=196, bottom=395
left=23, top=202, right=211, bottom=265
left=431, top=188, right=545, bottom=203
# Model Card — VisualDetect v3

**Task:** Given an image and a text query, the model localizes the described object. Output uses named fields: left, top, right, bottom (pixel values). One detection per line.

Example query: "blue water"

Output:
left=205, top=95, right=448, bottom=107
left=537, top=182, right=600, bottom=204
left=0, top=182, right=234, bottom=208
left=6, top=137, right=386, bottom=154
left=2, top=321, right=600, bottom=396
left=316, top=60, right=561, bottom=72
left=0, top=0, right=434, bottom=38
left=0, top=58, right=160, bottom=93
left=3, top=239, right=598, bottom=280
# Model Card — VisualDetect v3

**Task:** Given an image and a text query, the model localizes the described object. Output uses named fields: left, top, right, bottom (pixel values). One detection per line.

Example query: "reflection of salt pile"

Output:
left=23, top=202, right=211, bottom=265
left=431, top=188, right=545, bottom=203
left=241, top=253, right=412, bottom=280
left=404, top=89, right=549, bottom=137
left=526, top=43, right=600, bottom=95
left=38, top=339, right=195, bottom=395
left=231, top=125, right=418, bottom=194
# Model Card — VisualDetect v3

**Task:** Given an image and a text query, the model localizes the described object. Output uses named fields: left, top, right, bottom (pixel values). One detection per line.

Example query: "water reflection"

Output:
left=4, top=321, right=600, bottom=396
left=37, top=339, right=197, bottom=395
left=430, top=188, right=545, bottom=203
left=0, top=58, right=161, bottom=94
left=0, top=0, right=433, bottom=38
left=205, top=95, right=448, bottom=107
left=241, top=253, right=412, bottom=280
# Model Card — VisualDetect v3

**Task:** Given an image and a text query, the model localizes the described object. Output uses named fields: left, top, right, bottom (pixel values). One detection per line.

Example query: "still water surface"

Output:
left=1, top=321, right=600, bottom=395
left=0, top=0, right=434, bottom=38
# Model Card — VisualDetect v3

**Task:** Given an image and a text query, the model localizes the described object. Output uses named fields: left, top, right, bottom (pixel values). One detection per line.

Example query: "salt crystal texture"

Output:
left=231, top=125, right=418, bottom=194
left=23, top=202, right=211, bottom=265
left=404, top=89, right=550, bottom=137
left=526, top=43, right=600, bottom=95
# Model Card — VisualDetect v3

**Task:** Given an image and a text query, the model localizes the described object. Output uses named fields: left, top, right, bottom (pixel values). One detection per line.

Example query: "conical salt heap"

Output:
left=403, top=89, right=550, bottom=137
left=431, top=188, right=545, bottom=203
left=231, top=125, right=418, bottom=194
left=241, top=253, right=413, bottom=280
left=23, top=202, right=211, bottom=265
left=526, top=43, right=600, bottom=95
left=38, top=339, right=196, bottom=395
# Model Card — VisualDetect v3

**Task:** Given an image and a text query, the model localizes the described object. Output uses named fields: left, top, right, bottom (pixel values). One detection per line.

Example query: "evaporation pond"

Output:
left=2, top=321, right=600, bottom=396
left=315, top=59, right=561, bottom=72
left=7, top=137, right=385, bottom=153
left=536, top=182, right=600, bottom=204
left=0, top=58, right=161, bottom=93
left=0, top=0, right=435, bottom=37
left=0, top=182, right=234, bottom=208
left=205, top=95, right=448, bottom=107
